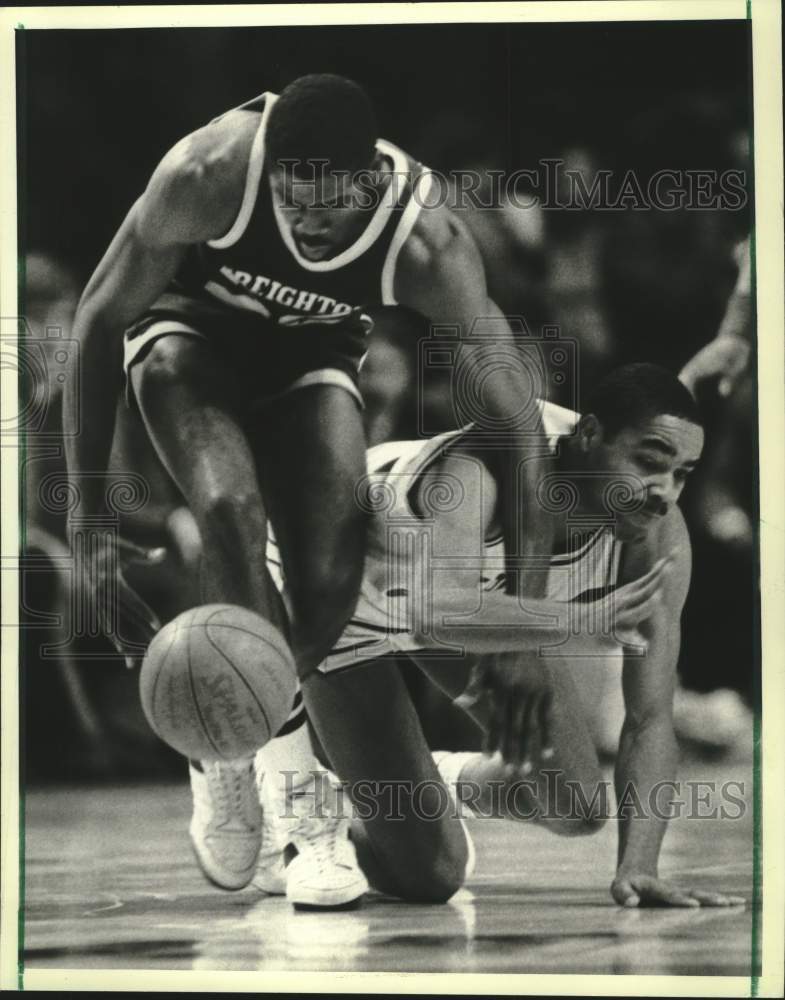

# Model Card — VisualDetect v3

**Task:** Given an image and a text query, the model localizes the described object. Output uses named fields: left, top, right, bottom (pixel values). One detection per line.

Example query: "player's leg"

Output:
left=129, top=332, right=287, bottom=632
left=250, top=382, right=367, bottom=679
left=303, top=655, right=471, bottom=904
left=245, top=381, right=372, bottom=906
left=132, top=335, right=369, bottom=905
left=413, top=652, right=609, bottom=835
left=129, top=331, right=290, bottom=889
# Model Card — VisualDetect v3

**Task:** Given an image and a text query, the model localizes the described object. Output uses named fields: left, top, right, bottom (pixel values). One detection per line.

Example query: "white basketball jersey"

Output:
left=267, top=400, right=622, bottom=673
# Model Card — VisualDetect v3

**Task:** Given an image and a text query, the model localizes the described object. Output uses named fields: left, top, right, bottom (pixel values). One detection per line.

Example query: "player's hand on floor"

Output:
left=456, top=653, right=554, bottom=772
left=87, top=537, right=163, bottom=668
left=611, top=872, right=746, bottom=908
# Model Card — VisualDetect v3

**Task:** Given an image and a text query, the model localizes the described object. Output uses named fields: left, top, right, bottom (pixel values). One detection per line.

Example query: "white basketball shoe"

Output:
left=189, top=758, right=262, bottom=890
left=254, top=767, right=368, bottom=909
left=251, top=777, right=287, bottom=896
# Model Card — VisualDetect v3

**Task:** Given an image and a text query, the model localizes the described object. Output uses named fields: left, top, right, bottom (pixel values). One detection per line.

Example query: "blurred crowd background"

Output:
left=17, top=20, right=756, bottom=780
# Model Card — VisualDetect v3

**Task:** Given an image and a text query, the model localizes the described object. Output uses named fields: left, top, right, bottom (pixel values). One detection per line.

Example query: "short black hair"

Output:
left=583, top=363, right=703, bottom=439
left=266, top=74, right=378, bottom=177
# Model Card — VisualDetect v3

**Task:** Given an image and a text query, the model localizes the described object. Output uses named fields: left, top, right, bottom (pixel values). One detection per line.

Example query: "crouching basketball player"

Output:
left=268, top=364, right=743, bottom=907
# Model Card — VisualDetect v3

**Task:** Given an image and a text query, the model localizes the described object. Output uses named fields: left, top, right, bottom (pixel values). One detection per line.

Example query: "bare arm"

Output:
left=395, top=200, right=553, bottom=598
left=406, top=451, right=662, bottom=657
left=679, top=236, right=752, bottom=399
left=611, top=510, right=744, bottom=907
left=418, top=575, right=662, bottom=656
left=613, top=512, right=686, bottom=889
left=404, top=450, right=664, bottom=768
left=63, top=130, right=239, bottom=514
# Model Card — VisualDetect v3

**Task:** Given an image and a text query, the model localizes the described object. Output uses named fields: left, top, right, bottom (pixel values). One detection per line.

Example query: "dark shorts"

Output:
left=123, top=291, right=372, bottom=411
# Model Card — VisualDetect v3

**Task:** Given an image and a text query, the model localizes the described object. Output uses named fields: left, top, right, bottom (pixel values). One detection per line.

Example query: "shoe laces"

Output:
left=204, top=760, right=257, bottom=829
left=286, top=781, right=353, bottom=872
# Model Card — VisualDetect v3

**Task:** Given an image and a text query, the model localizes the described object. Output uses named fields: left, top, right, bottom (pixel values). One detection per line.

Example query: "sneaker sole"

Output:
left=293, top=897, right=364, bottom=912
left=253, top=866, right=287, bottom=895
left=287, top=876, right=369, bottom=910
left=189, top=836, right=258, bottom=891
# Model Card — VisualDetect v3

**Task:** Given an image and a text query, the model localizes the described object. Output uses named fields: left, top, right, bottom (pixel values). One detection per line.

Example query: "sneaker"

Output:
left=265, top=771, right=368, bottom=910
left=252, top=837, right=287, bottom=895
left=189, top=758, right=262, bottom=890
left=251, top=771, right=287, bottom=896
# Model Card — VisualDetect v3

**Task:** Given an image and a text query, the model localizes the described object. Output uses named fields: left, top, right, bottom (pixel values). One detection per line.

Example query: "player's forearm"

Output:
left=716, top=240, right=752, bottom=344
left=479, top=366, right=552, bottom=599
left=63, top=305, right=125, bottom=515
left=416, top=585, right=568, bottom=654
left=715, top=288, right=752, bottom=345
left=613, top=712, right=679, bottom=876
left=505, top=435, right=551, bottom=598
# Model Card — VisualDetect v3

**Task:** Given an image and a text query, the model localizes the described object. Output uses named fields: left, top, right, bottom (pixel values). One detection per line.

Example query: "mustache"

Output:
left=641, top=497, right=668, bottom=517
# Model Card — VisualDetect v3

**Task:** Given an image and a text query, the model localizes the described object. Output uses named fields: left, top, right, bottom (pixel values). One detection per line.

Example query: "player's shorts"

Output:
left=123, top=290, right=372, bottom=412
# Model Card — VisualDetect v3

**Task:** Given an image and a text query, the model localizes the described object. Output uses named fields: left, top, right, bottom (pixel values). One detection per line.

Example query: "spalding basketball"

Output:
left=139, top=604, right=297, bottom=762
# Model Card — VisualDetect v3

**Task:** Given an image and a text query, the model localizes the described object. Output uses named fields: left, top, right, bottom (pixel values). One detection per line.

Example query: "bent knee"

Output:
left=200, top=490, right=266, bottom=545
left=394, top=826, right=469, bottom=903
left=396, top=855, right=466, bottom=904
left=136, top=334, right=205, bottom=392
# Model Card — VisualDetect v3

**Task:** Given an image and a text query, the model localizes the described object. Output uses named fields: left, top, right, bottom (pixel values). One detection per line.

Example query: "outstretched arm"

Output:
left=64, top=131, right=236, bottom=515
left=395, top=202, right=553, bottom=598
left=679, top=236, right=752, bottom=399
left=611, top=510, right=744, bottom=908
left=62, top=129, right=241, bottom=663
left=406, top=451, right=663, bottom=655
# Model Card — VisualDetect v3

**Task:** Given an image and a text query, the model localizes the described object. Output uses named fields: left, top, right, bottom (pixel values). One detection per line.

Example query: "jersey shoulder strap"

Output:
left=206, top=94, right=278, bottom=251
left=538, top=399, right=579, bottom=445
left=380, top=143, right=435, bottom=306
left=209, top=91, right=276, bottom=124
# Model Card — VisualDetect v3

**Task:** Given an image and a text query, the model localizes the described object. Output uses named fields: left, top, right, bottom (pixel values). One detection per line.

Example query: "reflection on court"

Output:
left=22, top=758, right=754, bottom=976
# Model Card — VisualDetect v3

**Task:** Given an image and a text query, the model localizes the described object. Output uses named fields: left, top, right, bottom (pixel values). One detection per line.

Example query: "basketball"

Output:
left=139, top=604, right=297, bottom=762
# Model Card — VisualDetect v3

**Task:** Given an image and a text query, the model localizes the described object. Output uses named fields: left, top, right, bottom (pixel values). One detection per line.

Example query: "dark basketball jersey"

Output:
left=166, top=92, right=433, bottom=328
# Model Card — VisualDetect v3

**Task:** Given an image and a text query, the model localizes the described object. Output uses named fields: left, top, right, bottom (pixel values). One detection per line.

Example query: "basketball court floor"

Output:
left=19, top=751, right=756, bottom=984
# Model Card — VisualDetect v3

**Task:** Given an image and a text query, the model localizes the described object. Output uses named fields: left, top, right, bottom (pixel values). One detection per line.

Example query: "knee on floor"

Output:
left=392, top=829, right=470, bottom=904
left=405, top=855, right=467, bottom=904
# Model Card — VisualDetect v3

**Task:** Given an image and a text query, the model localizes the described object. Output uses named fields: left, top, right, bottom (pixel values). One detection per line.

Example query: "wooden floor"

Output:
left=20, top=755, right=756, bottom=982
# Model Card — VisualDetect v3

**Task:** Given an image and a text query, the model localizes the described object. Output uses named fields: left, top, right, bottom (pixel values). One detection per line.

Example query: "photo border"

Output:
left=1, top=2, right=782, bottom=995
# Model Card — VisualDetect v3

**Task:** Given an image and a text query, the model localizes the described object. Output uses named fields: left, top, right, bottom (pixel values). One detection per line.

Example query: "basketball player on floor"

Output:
left=263, top=364, right=743, bottom=907
left=64, top=75, right=552, bottom=907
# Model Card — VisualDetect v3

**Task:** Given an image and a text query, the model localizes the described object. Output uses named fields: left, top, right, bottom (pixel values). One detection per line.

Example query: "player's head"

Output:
left=266, top=74, right=380, bottom=261
left=572, top=363, right=704, bottom=541
left=267, top=74, right=377, bottom=176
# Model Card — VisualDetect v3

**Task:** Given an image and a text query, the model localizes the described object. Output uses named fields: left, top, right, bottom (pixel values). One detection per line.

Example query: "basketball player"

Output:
left=64, top=75, right=551, bottom=907
left=267, top=364, right=743, bottom=907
